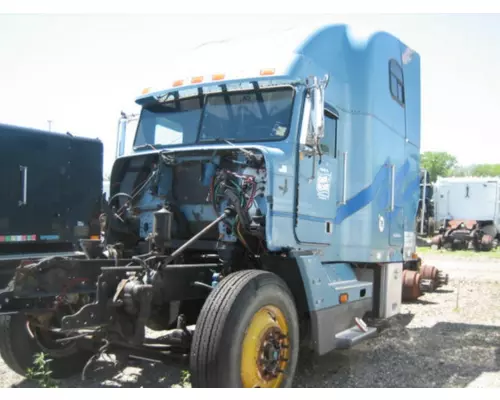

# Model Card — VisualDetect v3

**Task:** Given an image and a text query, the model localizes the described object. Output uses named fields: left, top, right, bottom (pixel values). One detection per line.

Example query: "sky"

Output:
left=0, top=13, right=499, bottom=176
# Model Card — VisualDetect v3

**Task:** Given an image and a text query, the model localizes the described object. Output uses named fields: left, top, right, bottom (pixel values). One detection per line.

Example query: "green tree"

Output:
left=451, top=164, right=474, bottom=177
left=470, top=164, right=500, bottom=177
left=420, top=151, right=457, bottom=183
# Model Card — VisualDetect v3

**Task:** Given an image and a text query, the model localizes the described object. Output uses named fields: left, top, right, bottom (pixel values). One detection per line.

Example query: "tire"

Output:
left=189, top=269, right=300, bottom=388
left=0, top=313, right=93, bottom=379
left=482, top=224, right=498, bottom=239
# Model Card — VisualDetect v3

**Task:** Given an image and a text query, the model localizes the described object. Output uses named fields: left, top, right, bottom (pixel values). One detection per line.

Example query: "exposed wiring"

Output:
left=209, top=169, right=262, bottom=248
left=244, top=179, right=257, bottom=211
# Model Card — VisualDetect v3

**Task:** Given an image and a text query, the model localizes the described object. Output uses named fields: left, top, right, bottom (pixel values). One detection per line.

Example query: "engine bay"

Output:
left=106, top=147, right=269, bottom=260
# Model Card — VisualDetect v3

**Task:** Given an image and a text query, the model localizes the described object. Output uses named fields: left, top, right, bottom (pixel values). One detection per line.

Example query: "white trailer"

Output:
left=432, top=176, right=500, bottom=250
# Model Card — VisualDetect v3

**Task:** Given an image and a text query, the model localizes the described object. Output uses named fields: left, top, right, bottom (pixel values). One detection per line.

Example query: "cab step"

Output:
left=334, top=325, right=378, bottom=350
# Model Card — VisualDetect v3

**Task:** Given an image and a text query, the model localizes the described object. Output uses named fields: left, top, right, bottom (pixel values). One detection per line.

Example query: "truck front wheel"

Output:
left=189, top=269, right=300, bottom=388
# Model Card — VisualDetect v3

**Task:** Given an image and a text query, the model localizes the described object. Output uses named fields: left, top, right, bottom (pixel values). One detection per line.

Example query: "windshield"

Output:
left=133, top=86, right=294, bottom=149
left=199, top=87, right=294, bottom=142
left=133, top=97, right=202, bottom=148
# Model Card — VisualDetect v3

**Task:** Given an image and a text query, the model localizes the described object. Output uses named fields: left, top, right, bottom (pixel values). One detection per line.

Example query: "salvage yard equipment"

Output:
left=432, top=176, right=500, bottom=251
left=401, top=257, right=449, bottom=301
left=0, top=25, right=422, bottom=388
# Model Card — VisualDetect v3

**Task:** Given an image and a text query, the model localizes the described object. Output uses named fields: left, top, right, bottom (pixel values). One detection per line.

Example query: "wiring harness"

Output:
left=209, top=169, right=259, bottom=249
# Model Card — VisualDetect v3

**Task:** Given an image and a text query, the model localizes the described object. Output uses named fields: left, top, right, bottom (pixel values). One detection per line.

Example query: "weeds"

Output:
left=26, top=352, right=59, bottom=388
left=171, top=370, right=191, bottom=388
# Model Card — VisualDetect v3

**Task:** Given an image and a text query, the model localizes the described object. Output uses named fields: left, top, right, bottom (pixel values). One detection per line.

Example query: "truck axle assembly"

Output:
left=431, top=220, right=498, bottom=252
left=401, top=261, right=450, bottom=302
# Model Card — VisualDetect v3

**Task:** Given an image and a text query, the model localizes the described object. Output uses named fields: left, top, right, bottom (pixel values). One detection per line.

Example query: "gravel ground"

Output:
left=1, top=253, right=499, bottom=388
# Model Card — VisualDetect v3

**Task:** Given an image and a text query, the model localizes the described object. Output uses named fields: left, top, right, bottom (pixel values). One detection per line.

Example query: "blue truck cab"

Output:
left=0, top=24, right=420, bottom=388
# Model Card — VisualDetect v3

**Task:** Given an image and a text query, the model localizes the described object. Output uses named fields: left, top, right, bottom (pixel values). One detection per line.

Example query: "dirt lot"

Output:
left=1, top=252, right=499, bottom=388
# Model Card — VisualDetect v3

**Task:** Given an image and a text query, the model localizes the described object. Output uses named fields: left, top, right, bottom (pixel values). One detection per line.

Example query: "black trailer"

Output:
left=0, top=123, right=103, bottom=287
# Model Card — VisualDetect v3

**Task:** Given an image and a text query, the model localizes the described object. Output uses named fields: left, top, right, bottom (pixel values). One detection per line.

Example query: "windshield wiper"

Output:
left=133, top=143, right=158, bottom=151
left=213, top=137, right=238, bottom=146
left=209, top=137, right=256, bottom=158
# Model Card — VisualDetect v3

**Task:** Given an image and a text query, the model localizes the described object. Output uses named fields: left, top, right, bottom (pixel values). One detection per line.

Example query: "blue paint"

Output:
left=126, top=24, right=421, bottom=315
left=202, top=161, right=217, bottom=187
left=403, top=175, right=421, bottom=203
left=270, top=156, right=418, bottom=226
left=334, top=160, right=390, bottom=225
left=295, top=256, right=373, bottom=311
left=157, top=167, right=172, bottom=197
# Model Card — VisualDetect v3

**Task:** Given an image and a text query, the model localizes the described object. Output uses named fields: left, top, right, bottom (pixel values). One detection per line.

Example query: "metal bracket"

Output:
left=61, top=273, right=118, bottom=331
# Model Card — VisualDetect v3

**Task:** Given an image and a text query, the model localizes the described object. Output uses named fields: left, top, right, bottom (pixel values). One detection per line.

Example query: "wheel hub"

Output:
left=240, top=305, right=290, bottom=388
left=258, top=328, right=288, bottom=380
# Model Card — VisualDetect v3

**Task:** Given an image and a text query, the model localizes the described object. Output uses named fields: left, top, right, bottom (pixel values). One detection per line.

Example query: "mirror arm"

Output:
left=302, top=74, right=328, bottom=183
left=308, top=147, right=317, bottom=183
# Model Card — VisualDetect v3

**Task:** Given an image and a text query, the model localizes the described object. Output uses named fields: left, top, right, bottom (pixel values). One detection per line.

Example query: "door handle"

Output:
left=19, top=165, right=28, bottom=206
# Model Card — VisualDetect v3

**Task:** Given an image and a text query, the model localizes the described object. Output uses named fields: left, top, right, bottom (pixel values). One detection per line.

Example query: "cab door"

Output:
left=294, top=97, right=339, bottom=245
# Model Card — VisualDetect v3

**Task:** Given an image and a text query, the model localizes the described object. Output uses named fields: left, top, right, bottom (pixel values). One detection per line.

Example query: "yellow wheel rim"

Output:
left=240, top=305, right=290, bottom=388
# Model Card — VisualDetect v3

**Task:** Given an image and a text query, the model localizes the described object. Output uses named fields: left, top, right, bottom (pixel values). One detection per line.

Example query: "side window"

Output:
left=320, top=110, right=338, bottom=157
left=389, top=59, right=405, bottom=106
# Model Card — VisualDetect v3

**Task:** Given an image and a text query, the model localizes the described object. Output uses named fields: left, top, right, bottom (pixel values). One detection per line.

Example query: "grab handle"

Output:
left=390, top=164, right=395, bottom=211
left=340, top=152, right=348, bottom=205
left=19, top=165, right=28, bottom=206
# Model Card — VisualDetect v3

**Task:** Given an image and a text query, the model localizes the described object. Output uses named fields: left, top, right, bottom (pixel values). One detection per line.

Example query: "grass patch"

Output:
left=417, top=246, right=500, bottom=259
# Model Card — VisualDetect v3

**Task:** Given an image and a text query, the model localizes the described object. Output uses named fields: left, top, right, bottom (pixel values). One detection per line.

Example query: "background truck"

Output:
left=0, top=123, right=104, bottom=287
left=416, top=168, right=435, bottom=237
left=431, top=176, right=500, bottom=251
left=0, top=24, right=422, bottom=388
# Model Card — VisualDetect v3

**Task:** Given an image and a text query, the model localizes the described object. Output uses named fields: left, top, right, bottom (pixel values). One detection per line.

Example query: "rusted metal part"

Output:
left=420, top=264, right=438, bottom=281
left=447, top=219, right=476, bottom=230
left=434, top=218, right=499, bottom=252
left=436, top=270, right=449, bottom=287
left=419, top=264, right=449, bottom=289
left=433, top=221, right=481, bottom=251
left=402, top=270, right=423, bottom=301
